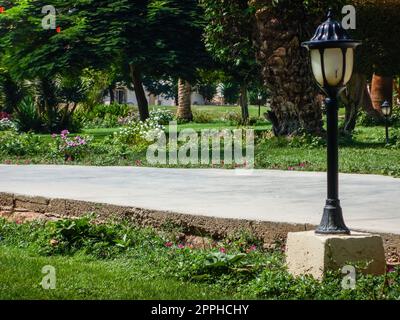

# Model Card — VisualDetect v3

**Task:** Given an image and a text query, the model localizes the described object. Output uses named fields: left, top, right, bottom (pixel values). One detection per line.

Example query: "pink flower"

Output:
left=0, top=112, right=10, bottom=120
left=164, top=242, right=173, bottom=248
left=387, top=265, right=396, bottom=273
left=178, top=244, right=185, bottom=249
left=219, top=247, right=226, bottom=254
left=247, top=245, right=257, bottom=253
left=51, top=134, right=57, bottom=139
left=61, top=130, right=69, bottom=136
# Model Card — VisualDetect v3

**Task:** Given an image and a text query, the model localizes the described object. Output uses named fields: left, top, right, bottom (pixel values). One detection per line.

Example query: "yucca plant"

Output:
left=14, top=96, right=43, bottom=132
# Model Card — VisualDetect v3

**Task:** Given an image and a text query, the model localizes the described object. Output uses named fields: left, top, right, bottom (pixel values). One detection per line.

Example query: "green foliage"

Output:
left=149, top=108, right=174, bottom=125
left=1, top=218, right=399, bottom=300
left=222, top=82, right=240, bottom=105
left=0, top=118, right=17, bottom=132
left=0, top=131, right=43, bottom=156
left=352, top=0, right=400, bottom=77
left=14, top=97, right=43, bottom=132
left=192, top=111, right=215, bottom=124
left=50, top=131, right=92, bottom=161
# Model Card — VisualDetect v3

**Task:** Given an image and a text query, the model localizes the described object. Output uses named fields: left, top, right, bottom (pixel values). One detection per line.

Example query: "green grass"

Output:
left=0, top=246, right=229, bottom=300
left=1, top=217, right=399, bottom=300
left=2, top=104, right=400, bottom=176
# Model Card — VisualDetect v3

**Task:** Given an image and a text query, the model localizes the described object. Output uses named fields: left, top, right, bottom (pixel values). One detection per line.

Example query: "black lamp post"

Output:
left=381, top=100, right=391, bottom=144
left=302, top=9, right=361, bottom=235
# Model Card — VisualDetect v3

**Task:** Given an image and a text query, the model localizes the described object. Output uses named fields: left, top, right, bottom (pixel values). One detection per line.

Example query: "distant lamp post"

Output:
left=302, top=9, right=361, bottom=234
left=381, top=100, right=391, bottom=144
left=258, top=94, right=262, bottom=118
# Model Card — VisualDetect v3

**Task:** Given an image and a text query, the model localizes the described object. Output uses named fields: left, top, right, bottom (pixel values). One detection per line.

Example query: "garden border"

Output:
left=1, top=192, right=400, bottom=255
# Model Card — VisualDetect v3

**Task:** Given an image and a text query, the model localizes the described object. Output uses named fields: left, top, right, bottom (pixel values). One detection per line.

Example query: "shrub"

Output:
left=0, top=112, right=11, bottom=120
left=90, top=103, right=132, bottom=119
left=0, top=131, right=43, bottom=156
left=192, top=111, right=214, bottom=124
left=149, top=108, right=174, bottom=125
left=14, top=96, right=43, bottom=132
left=50, top=130, right=92, bottom=161
left=0, top=118, right=18, bottom=132
left=222, top=111, right=243, bottom=125
left=112, top=118, right=164, bottom=149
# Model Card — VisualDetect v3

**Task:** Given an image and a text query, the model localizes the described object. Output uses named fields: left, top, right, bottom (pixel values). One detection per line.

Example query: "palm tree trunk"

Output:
left=129, top=64, right=149, bottom=121
left=253, top=5, right=323, bottom=136
left=371, top=74, right=393, bottom=112
left=177, top=78, right=193, bottom=121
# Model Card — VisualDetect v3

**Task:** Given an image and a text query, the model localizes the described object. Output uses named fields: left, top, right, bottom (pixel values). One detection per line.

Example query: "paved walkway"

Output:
left=0, top=165, right=399, bottom=234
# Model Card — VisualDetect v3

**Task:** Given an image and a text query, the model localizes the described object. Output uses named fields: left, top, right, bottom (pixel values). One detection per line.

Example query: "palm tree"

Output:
left=176, top=78, right=193, bottom=121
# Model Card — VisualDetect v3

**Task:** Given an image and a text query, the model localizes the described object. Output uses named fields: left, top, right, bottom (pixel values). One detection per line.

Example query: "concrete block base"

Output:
left=286, top=231, right=386, bottom=279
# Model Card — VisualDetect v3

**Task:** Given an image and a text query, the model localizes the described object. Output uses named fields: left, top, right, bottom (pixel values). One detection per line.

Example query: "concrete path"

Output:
left=0, top=165, right=399, bottom=234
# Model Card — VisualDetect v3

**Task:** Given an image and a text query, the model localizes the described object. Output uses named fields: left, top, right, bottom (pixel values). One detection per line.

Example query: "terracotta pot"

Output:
left=370, top=74, right=393, bottom=111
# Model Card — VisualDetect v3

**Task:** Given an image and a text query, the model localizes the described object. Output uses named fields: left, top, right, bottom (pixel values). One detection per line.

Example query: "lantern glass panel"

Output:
left=323, top=48, right=344, bottom=86
left=343, top=48, right=354, bottom=85
left=382, top=106, right=391, bottom=116
left=310, top=49, right=324, bottom=86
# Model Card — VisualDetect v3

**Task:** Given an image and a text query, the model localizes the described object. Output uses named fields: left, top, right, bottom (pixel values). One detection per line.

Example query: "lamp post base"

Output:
left=315, top=199, right=350, bottom=235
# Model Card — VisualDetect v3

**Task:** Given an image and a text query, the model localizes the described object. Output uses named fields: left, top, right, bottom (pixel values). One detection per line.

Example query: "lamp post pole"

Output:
left=318, top=93, right=349, bottom=234
left=385, top=115, right=389, bottom=144
left=381, top=101, right=391, bottom=144
left=302, top=9, right=361, bottom=234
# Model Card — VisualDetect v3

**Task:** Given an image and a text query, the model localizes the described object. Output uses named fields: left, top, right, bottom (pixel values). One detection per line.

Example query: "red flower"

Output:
left=219, top=247, right=226, bottom=254
left=164, top=242, right=173, bottom=248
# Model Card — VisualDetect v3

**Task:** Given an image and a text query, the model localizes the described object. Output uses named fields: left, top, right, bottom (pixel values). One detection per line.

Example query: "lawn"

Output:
left=1, top=217, right=399, bottom=300
left=0, top=246, right=229, bottom=300
left=1, top=104, right=399, bottom=176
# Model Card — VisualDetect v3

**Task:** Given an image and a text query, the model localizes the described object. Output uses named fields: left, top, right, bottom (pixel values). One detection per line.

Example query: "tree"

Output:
left=148, top=0, right=211, bottom=121
left=251, top=0, right=350, bottom=135
left=351, top=0, right=400, bottom=118
left=177, top=79, right=193, bottom=121
left=201, top=0, right=260, bottom=123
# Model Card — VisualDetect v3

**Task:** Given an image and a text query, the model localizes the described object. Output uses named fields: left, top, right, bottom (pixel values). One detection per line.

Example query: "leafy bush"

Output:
left=0, top=112, right=11, bottom=120
left=0, top=118, right=18, bottom=132
left=288, top=134, right=326, bottom=149
left=222, top=111, right=242, bottom=125
left=192, top=111, right=214, bottom=123
left=0, top=131, right=43, bottom=156
left=50, top=130, right=92, bottom=161
left=89, top=103, right=132, bottom=119
left=149, top=108, right=174, bottom=125
left=14, top=97, right=43, bottom=132
left=112, top=118, right=164, bottom=149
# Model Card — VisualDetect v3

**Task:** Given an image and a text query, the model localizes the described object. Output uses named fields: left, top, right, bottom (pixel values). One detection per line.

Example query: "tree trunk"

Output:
left=109, top=86, right=115, bottom=104
left=371, top=74, right=393, bottom=112
left=253, top=6, right=323, bottom=136
left=239, top=84, right=249, bottom=123
left=362, top=82, right=382, bottom=119
left=176, top=78, right=193, bottom=121
left=340, top=73, right=366, bottom=133
left=394, top=78, right=400, bottom=105
left=129, top=64, right=149, bottom=121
